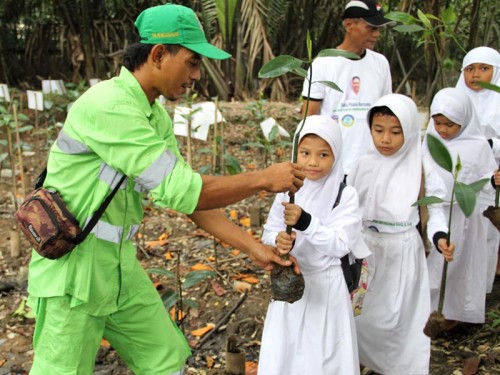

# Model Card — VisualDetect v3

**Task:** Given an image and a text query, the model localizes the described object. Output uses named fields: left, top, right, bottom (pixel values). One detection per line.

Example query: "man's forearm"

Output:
left=196, top=173, right=266, bottom=210
left=189, top=209, right=260, bottom=255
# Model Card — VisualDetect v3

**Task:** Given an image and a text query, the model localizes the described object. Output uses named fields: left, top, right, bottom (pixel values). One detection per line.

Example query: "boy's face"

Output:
left=463, top=63, right=494, bottom=91
left=297, top=135, right=335, bottom=181
left=370, top=114, right=404, bottom=156
left=433, top=114, right=461, bottom=140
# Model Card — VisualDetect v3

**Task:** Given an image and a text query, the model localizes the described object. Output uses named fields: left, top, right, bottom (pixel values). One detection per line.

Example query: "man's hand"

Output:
left=494, top=169, right=500, bottom=186
left=247, top=243, right=301, bottom=274
left=437, top=239, right=455, bottom=262
left=261, top=162, right=305, bottom=194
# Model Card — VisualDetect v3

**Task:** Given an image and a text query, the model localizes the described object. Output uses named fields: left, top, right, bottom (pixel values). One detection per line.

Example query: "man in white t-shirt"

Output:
left=302, top=0, right=393, bottom=175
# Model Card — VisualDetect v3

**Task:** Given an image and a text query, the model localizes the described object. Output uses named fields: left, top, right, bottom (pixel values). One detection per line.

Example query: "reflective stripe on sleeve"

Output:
left=88, top=220, right=124, bottom=244
left=135, top=150, right=177, bottom=191
left=98, top=163, right=127, bottom=189
left=56, top=129, right=92, bottom=154
left=81, top=220, right=139, bottom=244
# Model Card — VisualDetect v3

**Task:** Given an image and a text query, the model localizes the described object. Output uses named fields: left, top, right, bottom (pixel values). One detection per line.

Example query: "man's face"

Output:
left=347, top=19, right=382, bottom=52
left=155, top=46, right=202, bottom=101
left=352, top=78, right=360, bottom=94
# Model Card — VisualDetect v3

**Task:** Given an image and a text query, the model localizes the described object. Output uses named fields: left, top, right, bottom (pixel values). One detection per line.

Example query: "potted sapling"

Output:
left=258, top=32, right=358, bottom=303
left=413, top=134, right=489, bottom=338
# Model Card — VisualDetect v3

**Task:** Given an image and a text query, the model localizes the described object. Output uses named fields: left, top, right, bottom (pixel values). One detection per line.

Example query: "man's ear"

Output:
left=150, top=44, right=167, bottom=67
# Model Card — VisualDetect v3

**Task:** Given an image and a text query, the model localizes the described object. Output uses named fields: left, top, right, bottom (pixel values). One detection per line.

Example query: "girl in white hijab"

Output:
left=456, top=46, right=500, bottom=292
left=258, top=115, right=370, bottom=375
left=348, top=94, right=452, bottom=375
left=424, top=87, right=497, bottom=325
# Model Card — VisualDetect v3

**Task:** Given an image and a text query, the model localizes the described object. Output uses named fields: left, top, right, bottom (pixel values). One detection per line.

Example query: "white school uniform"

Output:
left=423, top=88, right=497, bottom=323
left=456, top=46, right=500, bottom=293
left=258, top=115, right=370, bottom=375
left=348, top=94, right=448, bottom=375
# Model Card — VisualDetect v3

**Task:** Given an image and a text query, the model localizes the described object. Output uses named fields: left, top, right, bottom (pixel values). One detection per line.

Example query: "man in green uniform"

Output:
left=27, top=4, right=304, bottom=374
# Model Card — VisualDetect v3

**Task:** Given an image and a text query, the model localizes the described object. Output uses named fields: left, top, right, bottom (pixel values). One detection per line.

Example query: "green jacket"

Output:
left=28, top=67, right=202, bottom=315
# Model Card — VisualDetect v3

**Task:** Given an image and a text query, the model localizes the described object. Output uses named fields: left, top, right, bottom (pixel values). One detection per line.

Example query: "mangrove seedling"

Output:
left=258, top=32, right=358, bottom=303
left=413, top=134, right=489, bottom=338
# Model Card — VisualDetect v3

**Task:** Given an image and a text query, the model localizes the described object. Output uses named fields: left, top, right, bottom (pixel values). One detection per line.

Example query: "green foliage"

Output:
left=413, top=134, right=487, bottom=219
left=147, top=268, right=215, bottom=311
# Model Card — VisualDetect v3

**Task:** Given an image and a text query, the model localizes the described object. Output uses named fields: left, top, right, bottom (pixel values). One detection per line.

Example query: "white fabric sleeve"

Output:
left=301, top=187, right=363, bottom=259
left=423, top=157, right=449, bottom=241
left=382, top=57, right=393, bottom=95
left=261, top=193, right=288, bottom=246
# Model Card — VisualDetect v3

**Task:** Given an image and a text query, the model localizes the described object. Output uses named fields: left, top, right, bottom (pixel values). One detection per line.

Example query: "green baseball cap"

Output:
left=135, top=3, right=231, bottom=60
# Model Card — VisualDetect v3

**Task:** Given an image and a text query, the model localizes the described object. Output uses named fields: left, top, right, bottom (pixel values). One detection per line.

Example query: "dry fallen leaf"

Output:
left=231, top=249, right=241, bottom=256
left=241, top=276, right=259, bottom=284
left=246, top=361, right=258, bottom=375
left=230, top=210, right=238, bottom=220
left=191, top=263, right=214, bottom=271
left=100, top=339, right=110, bottom=348
left=164, top=251, right=173, bottom=260
left=211, top=280, right=226, bottom=296
left=206, top=355, right=215, bottom=369
left=233, top=280, right=252, bottom=293
left=145, top=239, right=168, bottom=248
left=190, top=323, right=215, bottom=337
left=463, top=356, right=480, bottom=375
left=239, top=217, right=251, bottom=227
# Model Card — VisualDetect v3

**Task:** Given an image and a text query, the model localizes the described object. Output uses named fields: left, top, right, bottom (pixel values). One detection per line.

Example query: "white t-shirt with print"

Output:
left=301, top=50, right=392, bottom=173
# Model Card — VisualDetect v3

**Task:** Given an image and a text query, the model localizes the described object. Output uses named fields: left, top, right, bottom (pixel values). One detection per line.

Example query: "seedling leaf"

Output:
left=412, top=196, right=445, bottom=206
left=316, top=49, right=360, bottom=60
left=455, top=181, right=477, bottom=217
left=183, top=270, right=215, bottom=289
left=258, top=55, right=303, bottom=78
left=427, top=134, right=453, bottom=173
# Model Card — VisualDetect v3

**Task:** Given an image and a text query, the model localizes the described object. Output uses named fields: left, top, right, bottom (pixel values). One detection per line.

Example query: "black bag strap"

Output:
left=332, top=183, right=354, bottom=287
left=35, top=167, right=127, bottom=245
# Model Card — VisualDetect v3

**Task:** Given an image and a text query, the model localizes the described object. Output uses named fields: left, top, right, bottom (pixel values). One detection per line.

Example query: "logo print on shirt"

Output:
left=341, top=114, right=355, bottom=128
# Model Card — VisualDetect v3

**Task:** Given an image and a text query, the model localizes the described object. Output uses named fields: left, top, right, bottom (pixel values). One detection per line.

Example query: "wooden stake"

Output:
left=10, top=229, right=21, bottom=258
left=13, top=104, right=27, bottom=197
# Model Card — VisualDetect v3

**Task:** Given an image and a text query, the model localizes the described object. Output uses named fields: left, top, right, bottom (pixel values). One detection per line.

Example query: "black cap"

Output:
left=342, top=0, right=394, bottom=27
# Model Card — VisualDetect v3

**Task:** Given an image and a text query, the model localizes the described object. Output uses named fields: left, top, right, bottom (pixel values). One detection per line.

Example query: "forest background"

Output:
left=0, top=0, right=499, bottom=106
left=0, top=0, right=500, bottom=374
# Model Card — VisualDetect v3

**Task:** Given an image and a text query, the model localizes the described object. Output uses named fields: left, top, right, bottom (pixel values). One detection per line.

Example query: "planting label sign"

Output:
left=174, top=101, right=226, bottom=141
left=0, top=84, right=10, bottom=102
left=27, top=90, right=44, bottom=111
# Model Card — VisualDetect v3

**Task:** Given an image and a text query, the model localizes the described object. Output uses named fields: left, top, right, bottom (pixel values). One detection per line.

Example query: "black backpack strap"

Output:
left=333, top=183, right=356, bottom=291
left=74, top=174, right=127, bottom=244
left=34, top=168, right=47, bottom=189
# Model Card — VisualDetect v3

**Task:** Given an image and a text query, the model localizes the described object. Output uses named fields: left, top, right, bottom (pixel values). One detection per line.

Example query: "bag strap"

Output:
left=333, top=183, right=354, bottom=286
left=75, top=174, right=127, bottom=244
left=35, top=167, right=127, bottom=245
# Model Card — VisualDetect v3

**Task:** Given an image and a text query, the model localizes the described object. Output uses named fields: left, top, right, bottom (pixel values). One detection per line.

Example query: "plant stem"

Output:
left=438, top=168, right=457, bottom=314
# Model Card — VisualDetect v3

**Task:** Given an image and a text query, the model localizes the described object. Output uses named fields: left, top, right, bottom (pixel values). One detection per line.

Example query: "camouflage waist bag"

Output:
left=15, top=170, right=126, bottom=260
left=15, top=188, right=83, bottom=259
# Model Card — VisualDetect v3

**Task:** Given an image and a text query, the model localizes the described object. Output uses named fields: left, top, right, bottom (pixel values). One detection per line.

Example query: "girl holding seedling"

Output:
left=348, top=94, right=454, bottom=374
left=455, top=46, right=500, bottom=292
left=424, top=87, right=498, bottom=328
left=258, top=115, right=370, bottom=375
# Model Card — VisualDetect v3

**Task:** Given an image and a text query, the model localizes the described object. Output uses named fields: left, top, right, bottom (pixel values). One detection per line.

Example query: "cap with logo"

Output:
left=341, top=0, right=394, bottom=27
left=135, top=3, right=231, bottom=60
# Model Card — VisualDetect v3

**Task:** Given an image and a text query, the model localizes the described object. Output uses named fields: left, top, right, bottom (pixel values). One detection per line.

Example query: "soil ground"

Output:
left=0, top=101, right=499, bottom=374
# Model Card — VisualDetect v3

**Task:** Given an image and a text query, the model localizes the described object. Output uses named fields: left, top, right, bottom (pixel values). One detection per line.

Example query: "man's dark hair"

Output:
left=369, top=105, right=396, bottom=127
left=123, top=43, right=182, bottom=71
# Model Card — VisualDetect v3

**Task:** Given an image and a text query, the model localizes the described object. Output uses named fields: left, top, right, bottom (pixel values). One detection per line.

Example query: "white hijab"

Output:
left=455, top=46, right=500, bottom=139
left=291, top=115, right=345, bottom=221
left=348, top=94, right=421, bottom=227
left=423, top=87, right=496, bottom=199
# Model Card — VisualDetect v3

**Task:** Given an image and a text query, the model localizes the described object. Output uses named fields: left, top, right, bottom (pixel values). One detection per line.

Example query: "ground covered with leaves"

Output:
left=0, top=101, right=499, bottom=374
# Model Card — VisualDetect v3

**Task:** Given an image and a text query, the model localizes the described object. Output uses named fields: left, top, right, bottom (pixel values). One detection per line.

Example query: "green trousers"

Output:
left=28, top=289, right=190, bottom=375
